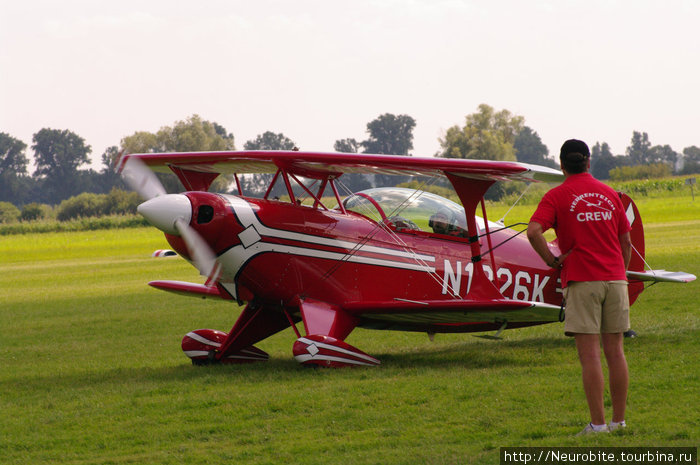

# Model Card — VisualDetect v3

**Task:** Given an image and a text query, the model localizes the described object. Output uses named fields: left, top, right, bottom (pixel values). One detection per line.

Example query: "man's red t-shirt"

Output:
left=530, top=173, right=631, bottom=287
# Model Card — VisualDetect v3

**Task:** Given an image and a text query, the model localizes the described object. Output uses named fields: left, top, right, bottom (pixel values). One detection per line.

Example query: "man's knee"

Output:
left=602, top=333, right=625, bottom=360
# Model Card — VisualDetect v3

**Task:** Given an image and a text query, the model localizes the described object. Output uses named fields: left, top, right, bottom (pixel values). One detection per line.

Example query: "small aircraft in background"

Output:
left=118, top=151, right=695, bottom=367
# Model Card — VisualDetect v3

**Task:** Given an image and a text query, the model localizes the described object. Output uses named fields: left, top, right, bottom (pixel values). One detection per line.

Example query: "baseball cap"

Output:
left=560, top=139, right=590, bottom=160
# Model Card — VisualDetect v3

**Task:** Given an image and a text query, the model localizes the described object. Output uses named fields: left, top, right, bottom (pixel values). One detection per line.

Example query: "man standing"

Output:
left=527, top=139, right=632, bottom=435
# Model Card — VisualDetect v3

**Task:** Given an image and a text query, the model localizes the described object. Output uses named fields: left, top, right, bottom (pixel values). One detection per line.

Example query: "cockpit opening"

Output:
left=343, top=187, right=487, bottom=237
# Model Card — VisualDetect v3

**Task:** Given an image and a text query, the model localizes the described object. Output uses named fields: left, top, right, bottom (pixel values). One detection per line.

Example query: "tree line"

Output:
left=2, top=105, right=699, bottom=211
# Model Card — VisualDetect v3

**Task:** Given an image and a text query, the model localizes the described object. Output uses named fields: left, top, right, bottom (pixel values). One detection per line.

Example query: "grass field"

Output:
left=1, top=196, right=698, bottom=464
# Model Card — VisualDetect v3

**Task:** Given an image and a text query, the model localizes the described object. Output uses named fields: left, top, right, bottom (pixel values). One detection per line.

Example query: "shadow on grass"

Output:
left=5, top=334, right=580, bottom=395
left=377, top=334, right=574, bottom=369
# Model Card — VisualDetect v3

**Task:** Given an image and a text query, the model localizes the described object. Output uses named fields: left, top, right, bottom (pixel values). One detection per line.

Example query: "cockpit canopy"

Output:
left=343, top=187, right=487, bottom=236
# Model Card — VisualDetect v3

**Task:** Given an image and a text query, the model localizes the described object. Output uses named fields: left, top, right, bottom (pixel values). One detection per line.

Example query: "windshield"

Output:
left=343, top=187, right=485, bottom=236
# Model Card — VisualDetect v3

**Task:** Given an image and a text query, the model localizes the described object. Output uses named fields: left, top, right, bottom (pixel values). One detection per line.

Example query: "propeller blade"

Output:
left=174, top=218, right=222, bottom=285
left=120, top=155, right=166, bottom=200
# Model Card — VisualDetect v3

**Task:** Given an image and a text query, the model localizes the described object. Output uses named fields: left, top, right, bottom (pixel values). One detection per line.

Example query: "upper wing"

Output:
left=118, top=150, right=563, bottom=191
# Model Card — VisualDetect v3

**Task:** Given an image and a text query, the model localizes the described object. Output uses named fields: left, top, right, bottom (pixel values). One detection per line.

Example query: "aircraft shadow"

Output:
left=7, top=335, right=575, bottom=392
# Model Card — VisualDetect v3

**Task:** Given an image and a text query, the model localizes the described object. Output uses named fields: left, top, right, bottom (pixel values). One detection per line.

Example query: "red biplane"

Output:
left=118, top=151, right=695, bottom=367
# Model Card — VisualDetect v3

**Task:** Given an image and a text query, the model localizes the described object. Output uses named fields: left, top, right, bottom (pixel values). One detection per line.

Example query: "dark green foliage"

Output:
left=243, top=131, right=296, bottom=151
left=20, top=203, right=51, bottom=221
left=0, top=215, right=148, bottom=235
left=680, top=146, right=700, bottom=174
left=0, top=133, right=31, bottom=205
left=591, top=142, right=618, bottom=180
left=32, top=128, right=92, bottom=203
left=360, top=114, right=416, bottom=155
left=609, top=163, right=672, bottom=181
left=334, top=138, right=360, bottom=153
left=0, top=132, right=28, bottom=177
left=55, top=189, right=141, bottom=221
left=0, top=201, right=21, bottom=223
left=56, top=193, right=109, bottom=221
left=514, top=126, right=557, bottom=168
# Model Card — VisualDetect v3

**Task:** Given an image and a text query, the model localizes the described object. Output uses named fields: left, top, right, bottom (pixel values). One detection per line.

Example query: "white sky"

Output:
left=2, top=0, right=699, bottom=170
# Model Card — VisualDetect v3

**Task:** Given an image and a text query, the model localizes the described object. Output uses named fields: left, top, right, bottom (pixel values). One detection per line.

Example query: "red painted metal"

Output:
left=121, top=151, right=662, bottom=367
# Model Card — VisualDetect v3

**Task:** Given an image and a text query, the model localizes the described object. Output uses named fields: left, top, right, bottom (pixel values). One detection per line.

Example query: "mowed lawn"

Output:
left=1, top=198, right=698, bottom=465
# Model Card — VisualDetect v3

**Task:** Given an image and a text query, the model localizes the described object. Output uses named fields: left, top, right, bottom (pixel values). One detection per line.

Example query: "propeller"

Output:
left=174, top=217, right=222, bottom=285
left=119, top=155, right=166, bottom=200
left=119, top=154, right=222, bottom=285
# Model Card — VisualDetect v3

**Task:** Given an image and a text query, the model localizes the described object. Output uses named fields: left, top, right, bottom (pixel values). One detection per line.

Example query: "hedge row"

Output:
left=0, top=189, right=142, bottom=225
left=0, top=215, right=149, bottom=235
left=55, top=189, right=141, bottom=221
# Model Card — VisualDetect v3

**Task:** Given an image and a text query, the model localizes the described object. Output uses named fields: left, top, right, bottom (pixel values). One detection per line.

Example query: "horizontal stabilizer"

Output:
left=626, top=270, right=697, bottom=283
left=149, top=280, right=232, bottom=299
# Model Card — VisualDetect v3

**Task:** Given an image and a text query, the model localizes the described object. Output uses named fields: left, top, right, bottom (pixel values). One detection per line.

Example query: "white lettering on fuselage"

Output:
left=441, top=259, right=552, bottom=302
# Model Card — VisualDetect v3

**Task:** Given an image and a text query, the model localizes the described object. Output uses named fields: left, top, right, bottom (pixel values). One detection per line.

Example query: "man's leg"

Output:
left=575, top=333, right=605, bottom=425
left=602, top=332, right=628, bottom=423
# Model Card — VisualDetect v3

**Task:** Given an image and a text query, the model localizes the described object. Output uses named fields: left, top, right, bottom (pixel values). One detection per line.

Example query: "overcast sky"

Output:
left=2, top=0, right=698, bottom=170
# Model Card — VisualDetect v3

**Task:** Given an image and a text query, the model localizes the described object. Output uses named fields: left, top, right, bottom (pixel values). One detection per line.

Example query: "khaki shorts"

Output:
left=563, top=280, right=630, bottom=336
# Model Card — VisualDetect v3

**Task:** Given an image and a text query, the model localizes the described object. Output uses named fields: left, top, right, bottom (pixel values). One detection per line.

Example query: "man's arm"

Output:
left=527, top=221, right=560, bottom=268
left=619, top=230, right=632, bottom=270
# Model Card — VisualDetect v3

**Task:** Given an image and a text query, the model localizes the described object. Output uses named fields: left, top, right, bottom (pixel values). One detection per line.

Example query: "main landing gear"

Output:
left=181, top=329, right=380, bottom=367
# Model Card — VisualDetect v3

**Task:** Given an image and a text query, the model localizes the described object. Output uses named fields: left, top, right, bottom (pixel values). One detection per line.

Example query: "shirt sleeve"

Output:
left=530, top=192, right=556, bottom=232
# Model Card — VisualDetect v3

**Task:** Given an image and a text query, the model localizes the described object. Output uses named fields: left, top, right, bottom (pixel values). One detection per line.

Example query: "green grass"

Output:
left=487, top=192, right=700, bottom=226
left=1, top=197, right=698, bottom=464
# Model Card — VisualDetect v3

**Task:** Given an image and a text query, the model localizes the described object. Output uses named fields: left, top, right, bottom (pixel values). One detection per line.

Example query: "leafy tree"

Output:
left=0, top=201, right=21, bottom=223
left=121, top=115, right=235, bottom=154
left=243, top=131, right=296, bottom=151
left=649, top=144, right=678, bottom=170
left=159, top=115, right=235, bottom=152
left=334, top=138, right=360, bottom=153
left=360, top=114, right=416, bottom=156
left=55, top=188, right=141, bottom=221
left=626, top=131, right=679, bottom=169
left=94, top=145, right=126, bottom=193
left=20, top=202, right=51, bottom=221
left=0, top=133, right=30, bottom=204
left=120, top=131, right=161, bottom=154
left=439, top=104, right=525, bottom=201
left=101, top=145, right=121, bottom=173
left=31, top=128, right=91, bottom=203
left=513, top=126, right=556, bottom=168
left=241, top=131, right=297, bottom=196
left=590, top=142, right=617, bottom=180
left=626, top=131, right=653, bottom=165
left=439, top=104, right=524, bottom=161
left=0, top=133, right=28, bottom=177
left=680, top=146, right=700, bottom=174
left=56, top=193, right=108, bottom=221
left=120, top=115, right=236, bottom=193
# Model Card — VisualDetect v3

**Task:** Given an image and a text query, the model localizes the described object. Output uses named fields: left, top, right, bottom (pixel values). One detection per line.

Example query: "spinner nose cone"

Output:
left=137, top=194, right=192, bottom=235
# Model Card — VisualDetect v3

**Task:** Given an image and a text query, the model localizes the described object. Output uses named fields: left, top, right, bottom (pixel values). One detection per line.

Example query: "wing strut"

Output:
left=446, top=173, right=504, bottom=301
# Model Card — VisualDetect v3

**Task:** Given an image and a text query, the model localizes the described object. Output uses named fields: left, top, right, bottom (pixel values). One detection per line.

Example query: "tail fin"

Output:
left=618, top=192, right=646, bottom=305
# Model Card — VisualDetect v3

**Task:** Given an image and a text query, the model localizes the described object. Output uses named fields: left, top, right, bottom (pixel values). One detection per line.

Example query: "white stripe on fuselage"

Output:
left=222, top=195, right=434, bottom=263
left=218, top=195, right=437, bottom=298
